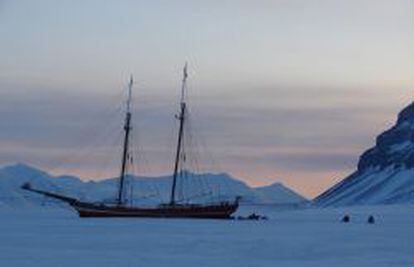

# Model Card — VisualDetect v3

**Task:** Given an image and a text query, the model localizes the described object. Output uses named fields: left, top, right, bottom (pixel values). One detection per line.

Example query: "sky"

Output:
left=0, top=0, right=414, bottom=198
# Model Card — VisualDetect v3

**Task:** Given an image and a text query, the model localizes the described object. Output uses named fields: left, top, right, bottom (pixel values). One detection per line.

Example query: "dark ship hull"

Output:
left=73, top=201, right=238, bottom=219
left=21, top=182, right=239, bottom=219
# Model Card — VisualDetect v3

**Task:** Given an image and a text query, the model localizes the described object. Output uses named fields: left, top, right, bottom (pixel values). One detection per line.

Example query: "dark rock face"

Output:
left=357, top=102, right=414, bottom=171
left=397, top=101, right=414, bottom=125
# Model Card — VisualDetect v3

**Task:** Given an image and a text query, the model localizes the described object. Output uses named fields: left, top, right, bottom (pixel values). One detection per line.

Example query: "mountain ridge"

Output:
left=0, top=163, right=307, bottom=208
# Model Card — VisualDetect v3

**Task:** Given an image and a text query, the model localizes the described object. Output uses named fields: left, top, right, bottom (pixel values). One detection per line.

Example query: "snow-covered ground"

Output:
left=1, top=204, right=413, bottom=267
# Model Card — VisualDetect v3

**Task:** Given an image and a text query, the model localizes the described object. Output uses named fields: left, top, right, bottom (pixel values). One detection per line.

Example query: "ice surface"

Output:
left=0, top=204, right=413, bottom=267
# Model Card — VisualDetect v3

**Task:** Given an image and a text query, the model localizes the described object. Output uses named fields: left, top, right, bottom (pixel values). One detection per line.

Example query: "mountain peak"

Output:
left=254, top=181, right=307, bottom=203
left=0, top=163, right=49, bottom=177
left=397, top=101, right=414, bottom=125
left=268, top=182, right=283, bottom=187
left=355, top=101, right=414, bottom=172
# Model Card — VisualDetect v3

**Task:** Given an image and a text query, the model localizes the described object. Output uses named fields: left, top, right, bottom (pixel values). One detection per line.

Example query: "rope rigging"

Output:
left=171, top=64, right=230, bottom=204
left=23, top=65, right=233, bottom=207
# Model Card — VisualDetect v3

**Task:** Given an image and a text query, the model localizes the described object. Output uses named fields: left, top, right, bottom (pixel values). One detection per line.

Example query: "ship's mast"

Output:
left=170, top=63, right=188, bottom=205
left=117, top=75, right=133, bottom=206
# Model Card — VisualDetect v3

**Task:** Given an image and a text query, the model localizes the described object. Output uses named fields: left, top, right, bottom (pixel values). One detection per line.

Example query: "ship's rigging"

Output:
left=21, top=64, right=240, bottom=218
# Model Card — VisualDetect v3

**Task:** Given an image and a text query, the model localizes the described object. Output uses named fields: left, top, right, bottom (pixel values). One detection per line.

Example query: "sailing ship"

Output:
left=22, top=65, right=240, bottom=219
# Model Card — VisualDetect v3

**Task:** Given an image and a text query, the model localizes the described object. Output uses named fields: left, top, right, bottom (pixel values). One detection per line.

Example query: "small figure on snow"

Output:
left=341, top=214, right=350, bottom=223
left=367, top=215, right=375, bottom=224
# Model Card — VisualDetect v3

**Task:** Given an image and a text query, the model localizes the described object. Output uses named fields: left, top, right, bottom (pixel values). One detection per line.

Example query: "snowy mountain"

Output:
left=0, top=163, right=306, bottom=207
left=315, top=102, right=414, bottom=206
left=254, top=182, right=307, bottom=204
left=0, top=163, right=59, bottom=207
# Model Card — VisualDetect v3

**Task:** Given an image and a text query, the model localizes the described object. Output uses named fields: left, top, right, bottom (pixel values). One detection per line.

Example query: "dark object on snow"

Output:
left=236, top=213, right=268, bottom=221
left=341, top=214, right=350, bottom=223
left=367, top=215, right=375, bottom=224
left=248, top=213, right=260, bottom=220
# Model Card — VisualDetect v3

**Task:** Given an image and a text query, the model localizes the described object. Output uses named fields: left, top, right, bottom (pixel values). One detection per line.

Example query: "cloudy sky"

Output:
left=1, top=0, right=413, bottom=197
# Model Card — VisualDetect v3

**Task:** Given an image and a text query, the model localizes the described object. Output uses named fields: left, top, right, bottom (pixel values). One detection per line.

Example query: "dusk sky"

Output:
left=1, top=0, right=414, bottom=197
